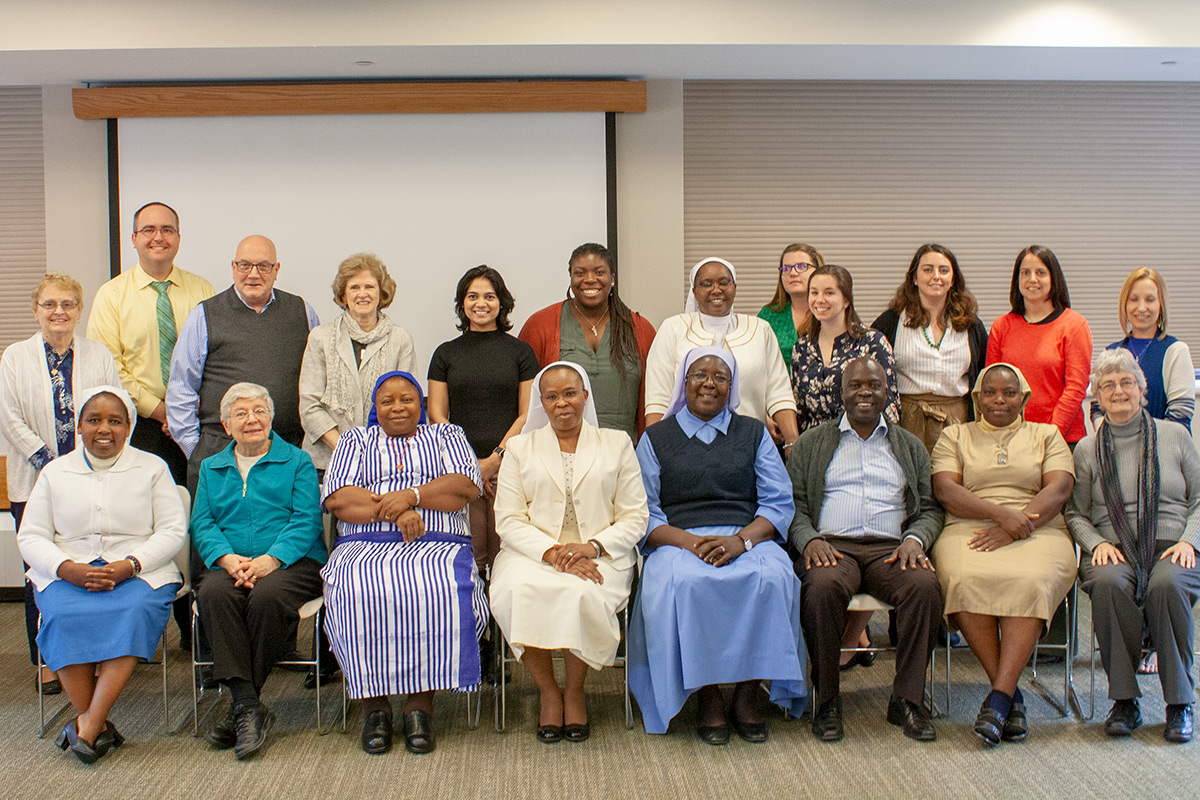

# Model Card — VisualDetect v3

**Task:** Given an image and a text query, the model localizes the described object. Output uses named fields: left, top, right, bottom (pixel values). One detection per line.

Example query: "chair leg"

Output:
left=161, top=634, right=170, bottom=730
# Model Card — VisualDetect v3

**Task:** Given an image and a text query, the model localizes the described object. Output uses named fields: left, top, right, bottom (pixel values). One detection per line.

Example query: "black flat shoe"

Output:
left=536, top=724, right=564, bottom=743
left=56, top=718, right=100, bottom=764
left=1001, top=702, right=1028, bottom=742
left=696, top=723, right=730, bottom=745
left=403, top=709, right=435, bottom=754
left=1104, top=699, right=1141, bottom=737
left=731, top=718, right=768, bottom=743
left=37, top=675, right=63, bottom=696
left=811, top=697, right=844, bottom=742
left=564, top=722, right=591, bottom=742
left=886, top=695, right=936, bottom=742
left=361, top=709, right=393, bottom=755
left=973, top=697, right=1006, bottom=747
left=303, top=667, right=341, bottom=690
left=1165, top=704, right=1193, bottom=743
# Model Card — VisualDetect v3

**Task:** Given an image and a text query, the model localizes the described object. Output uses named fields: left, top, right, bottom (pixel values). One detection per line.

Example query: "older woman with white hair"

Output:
left=491, top=361, right=647, bottom=743
left=191, top=382, right=326, bottom=760
left=644, top=258, right=799, bottom=450
left=17, top=385, right=185, bottom=763
left=1067, top=348, right=1200, bottom=744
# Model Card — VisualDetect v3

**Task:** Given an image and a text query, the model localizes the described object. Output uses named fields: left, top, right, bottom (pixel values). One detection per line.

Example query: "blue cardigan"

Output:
left=191, top=432, right=327, bottom=569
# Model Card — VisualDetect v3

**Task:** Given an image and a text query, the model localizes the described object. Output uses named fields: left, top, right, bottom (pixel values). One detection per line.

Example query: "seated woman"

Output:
left=629, top=347, right=808, bottom=745
left=1067, top=349, right=1200, bottom=744
left=492, top=362, right=648, bottom=743
left=191, top=383, right=327, bottom=760
left=930, top=363, right=1076, bottom=746
left=321, top=371, right=485, bottom=756
left=17, top=386, right=185, bottom=764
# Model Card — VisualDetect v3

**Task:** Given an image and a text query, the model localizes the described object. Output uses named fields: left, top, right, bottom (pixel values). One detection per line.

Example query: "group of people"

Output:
left=3, top=200, right=1197, bottom=765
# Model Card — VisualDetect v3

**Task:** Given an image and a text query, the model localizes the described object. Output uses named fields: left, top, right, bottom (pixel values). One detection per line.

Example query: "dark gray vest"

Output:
left=646, top=411, right=760, bottom=529
left=197, top=287, right=309, bottom=447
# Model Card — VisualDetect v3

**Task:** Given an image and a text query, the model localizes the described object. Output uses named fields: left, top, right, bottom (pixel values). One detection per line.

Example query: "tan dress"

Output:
left=930, top=418, right=1076, bottom=626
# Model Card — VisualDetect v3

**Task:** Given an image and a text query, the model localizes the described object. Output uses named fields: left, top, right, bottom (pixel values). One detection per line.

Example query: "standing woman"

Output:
left=793, top=264, right=900, bottom=434
left=1090, top=267, right=1194, bottom=432
left=428, top=266, right=540, bottom=571
left=758, top=243, right=826, bottom=371
left=872, top=244, right=988, bottom=453
left=299, top=253, right=417, bottom=472
left=644, top=258, right=799, bottom=449
left=0, top=274, right=121, bottom=695
left=518, top=243, right=656, bottom=439
left=986, top=245, right=1092, bottom=446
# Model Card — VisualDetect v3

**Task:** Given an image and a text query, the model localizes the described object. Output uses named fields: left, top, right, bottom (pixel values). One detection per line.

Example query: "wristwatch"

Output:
left=741, top=537, right=754, bottom=552
left=492, top=446, right=506, bottom=460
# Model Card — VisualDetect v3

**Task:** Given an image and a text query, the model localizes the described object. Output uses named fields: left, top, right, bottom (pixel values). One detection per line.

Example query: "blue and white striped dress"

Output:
left=321, top=423, right=487, bottom=698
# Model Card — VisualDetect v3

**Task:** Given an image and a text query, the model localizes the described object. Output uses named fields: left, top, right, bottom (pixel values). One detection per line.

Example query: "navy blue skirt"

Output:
left=35, top=559, right=178, bottom=672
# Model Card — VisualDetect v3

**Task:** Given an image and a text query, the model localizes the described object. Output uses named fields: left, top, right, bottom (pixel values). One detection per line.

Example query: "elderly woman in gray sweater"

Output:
left=1067, top=348, right=1200, bottom=744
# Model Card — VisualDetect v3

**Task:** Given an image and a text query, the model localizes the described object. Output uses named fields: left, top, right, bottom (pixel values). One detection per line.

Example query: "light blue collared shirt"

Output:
left=818, top=413, right=907, bottom=541
left=165, top=287, right=319, bottom=457
left=636, top=407, right=794, bottom=544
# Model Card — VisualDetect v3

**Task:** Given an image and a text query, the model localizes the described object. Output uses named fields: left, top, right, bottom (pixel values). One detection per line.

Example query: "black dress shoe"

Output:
left=94, top=720, right=126, bottom=757
left=37, top=675, right=63, bottom=696
left=1165, top=704, right=1193, bottom=743
left=303, top=667, right=341, bottom=690
left=839, top=650, right=877, bottom=672
left=696, top=723, right=730, bottom=745
left=1104, top=699, right=1142, bottom=737
left=536, top=724, right=564, bottom=743
left=55, top=718, right=100, bottom=764
left=196, top=664, right=219, bottom=690
left=403, top=710, right=435, bottom=754
left=362, top=709, right=393, bottom=754
left=731, top=717, right=768, bottom=743
left=233, top=703, right=274, bottom=760
left=811, top=697, right=844, bottom=742
left=886, top=695, right=936, bottom=741
left=973, top=696, right=1007, bottom=747
left=1002, top=701, right=1028, bottom=741
left=564, top=722, right=591, bottom=742
left=205, top=705, right=239, bottom=750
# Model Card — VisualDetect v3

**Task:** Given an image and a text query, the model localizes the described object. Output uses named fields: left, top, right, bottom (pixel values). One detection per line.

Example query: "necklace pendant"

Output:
left=997, top=451, right=1008, bottom=466
left=590, top=325, right=598, bottom=336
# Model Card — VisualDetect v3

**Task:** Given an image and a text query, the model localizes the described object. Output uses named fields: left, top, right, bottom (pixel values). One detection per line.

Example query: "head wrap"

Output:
left=684, top=257, right=737, bottom=313
left=367, top=370, right=427, bottom=427
left=662, top=346, right=741, bottom=420
left=75, top=384, right=138, bottom=438
left=521, top=361, right=599, bottom=433
left=970, top=362, right=1031, bottom=422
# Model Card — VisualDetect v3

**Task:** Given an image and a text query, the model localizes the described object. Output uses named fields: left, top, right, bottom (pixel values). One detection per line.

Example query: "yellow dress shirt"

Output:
left=87, top=264, right=216, bottom=417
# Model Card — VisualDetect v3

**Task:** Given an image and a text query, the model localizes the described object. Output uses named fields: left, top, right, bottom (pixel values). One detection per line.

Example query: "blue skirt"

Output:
left=35, top=560, right=178, bottom=672
left=628, top=534, right=809, bottom=734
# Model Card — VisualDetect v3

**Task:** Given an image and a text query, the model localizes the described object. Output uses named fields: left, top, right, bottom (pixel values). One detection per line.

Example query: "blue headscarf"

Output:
left=366, top=370, right=427, bottom=427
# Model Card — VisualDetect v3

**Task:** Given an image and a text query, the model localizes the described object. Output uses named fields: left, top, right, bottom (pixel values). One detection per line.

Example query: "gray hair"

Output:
left=219, top=382, right=275, bottom=424
left=1091, top=349, right=1148, bottom=402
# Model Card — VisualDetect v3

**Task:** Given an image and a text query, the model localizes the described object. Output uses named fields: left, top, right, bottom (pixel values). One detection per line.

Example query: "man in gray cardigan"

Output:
left=788, top=357, right=944, bottom=743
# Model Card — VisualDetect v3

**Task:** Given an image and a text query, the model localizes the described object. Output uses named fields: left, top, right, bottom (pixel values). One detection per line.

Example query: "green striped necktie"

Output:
left=150, top=280, right=177, bottom=384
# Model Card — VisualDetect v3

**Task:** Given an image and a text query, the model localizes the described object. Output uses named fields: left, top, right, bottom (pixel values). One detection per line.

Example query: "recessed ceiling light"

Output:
left=355, top=60, right=374, bottom=67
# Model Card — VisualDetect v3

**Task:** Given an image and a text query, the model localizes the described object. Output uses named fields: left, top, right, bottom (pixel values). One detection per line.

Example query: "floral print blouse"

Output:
left=791, top=329, right=900, bottom=432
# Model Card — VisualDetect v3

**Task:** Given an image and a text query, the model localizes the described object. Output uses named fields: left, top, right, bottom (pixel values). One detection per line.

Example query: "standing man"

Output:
left=87, top=202, right=215, bottom=485
left=788, top=356, right=944, bottom=743
left=167, top=234, right=319, bottom=496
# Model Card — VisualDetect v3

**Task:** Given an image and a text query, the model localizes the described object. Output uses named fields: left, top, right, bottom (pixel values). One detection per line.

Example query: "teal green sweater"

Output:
left=191, top=433, right=327, bottom=569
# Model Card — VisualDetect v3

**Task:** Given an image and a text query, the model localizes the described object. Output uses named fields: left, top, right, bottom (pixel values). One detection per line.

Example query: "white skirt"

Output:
left=489, top=548, right=633, bottom=670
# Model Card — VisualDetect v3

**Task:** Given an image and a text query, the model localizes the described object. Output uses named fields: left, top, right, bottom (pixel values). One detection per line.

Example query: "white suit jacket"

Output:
left=494, top=421, right=648, bottom=572
left=17, top=445, right=186, bottom=591
left=0, top=332, right=121, bottom=501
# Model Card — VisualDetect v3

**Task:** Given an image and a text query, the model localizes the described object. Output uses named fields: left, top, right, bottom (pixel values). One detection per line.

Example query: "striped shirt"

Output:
left=893, top=311, right=971, bottom=397
left=818, top=414, right=907, bottom=541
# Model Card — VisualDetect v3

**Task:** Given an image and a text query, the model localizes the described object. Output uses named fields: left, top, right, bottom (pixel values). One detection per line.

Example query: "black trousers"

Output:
left=12, top=502, right=39, bottom=665
left=132, top=414, right=188, bottom=486
left=196, top=557, right=324, bottom=690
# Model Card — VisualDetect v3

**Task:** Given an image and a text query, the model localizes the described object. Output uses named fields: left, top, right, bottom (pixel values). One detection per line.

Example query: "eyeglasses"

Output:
left=38, top=300, right=79, bottom=311
left=135, top=226, right=178, bottom=238
left=230, top=407, right=271, bottom=422
left=696, top=279, right=734, bottom=290
left=685, top=372, right=730, bottom=385
left=233, top=261, right=278, bottom=275
left=1098, top=378, right=1139, bottom=394
left=780, top=263, right=815, bottom=274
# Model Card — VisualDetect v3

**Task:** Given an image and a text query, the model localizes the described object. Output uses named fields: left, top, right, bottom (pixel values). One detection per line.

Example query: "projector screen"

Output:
left=115, top=112, right=610, bottom=375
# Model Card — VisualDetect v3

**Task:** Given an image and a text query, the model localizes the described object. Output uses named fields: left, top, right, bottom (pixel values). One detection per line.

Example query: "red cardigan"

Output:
left=986, top=308, right=1093, bottom=443
left=518, top=301, right=657, bottom=437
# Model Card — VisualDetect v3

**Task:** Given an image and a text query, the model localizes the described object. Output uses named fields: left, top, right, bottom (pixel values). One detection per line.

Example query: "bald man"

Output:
left=166, top=235, right=320, bottom=495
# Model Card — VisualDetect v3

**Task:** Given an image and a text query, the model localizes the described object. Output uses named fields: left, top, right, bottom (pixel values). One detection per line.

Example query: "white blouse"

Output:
left=892, top=312, right=971, bottom=397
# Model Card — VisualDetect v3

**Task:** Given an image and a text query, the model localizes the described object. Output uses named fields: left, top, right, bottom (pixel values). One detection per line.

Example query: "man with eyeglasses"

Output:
left=166, top=234, right=319, bottom=497
left=87, top=202, right=215, bottom=485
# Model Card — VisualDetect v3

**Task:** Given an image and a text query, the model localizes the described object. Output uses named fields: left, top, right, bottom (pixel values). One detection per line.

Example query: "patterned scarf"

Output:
left=321, top=311, right=399, bottom=421
left=1096, top=409, right=1159, bottom=604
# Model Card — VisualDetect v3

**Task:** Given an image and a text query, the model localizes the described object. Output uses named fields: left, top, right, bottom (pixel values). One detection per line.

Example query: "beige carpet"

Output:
left=1, top=600, right=1196, bottom=800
